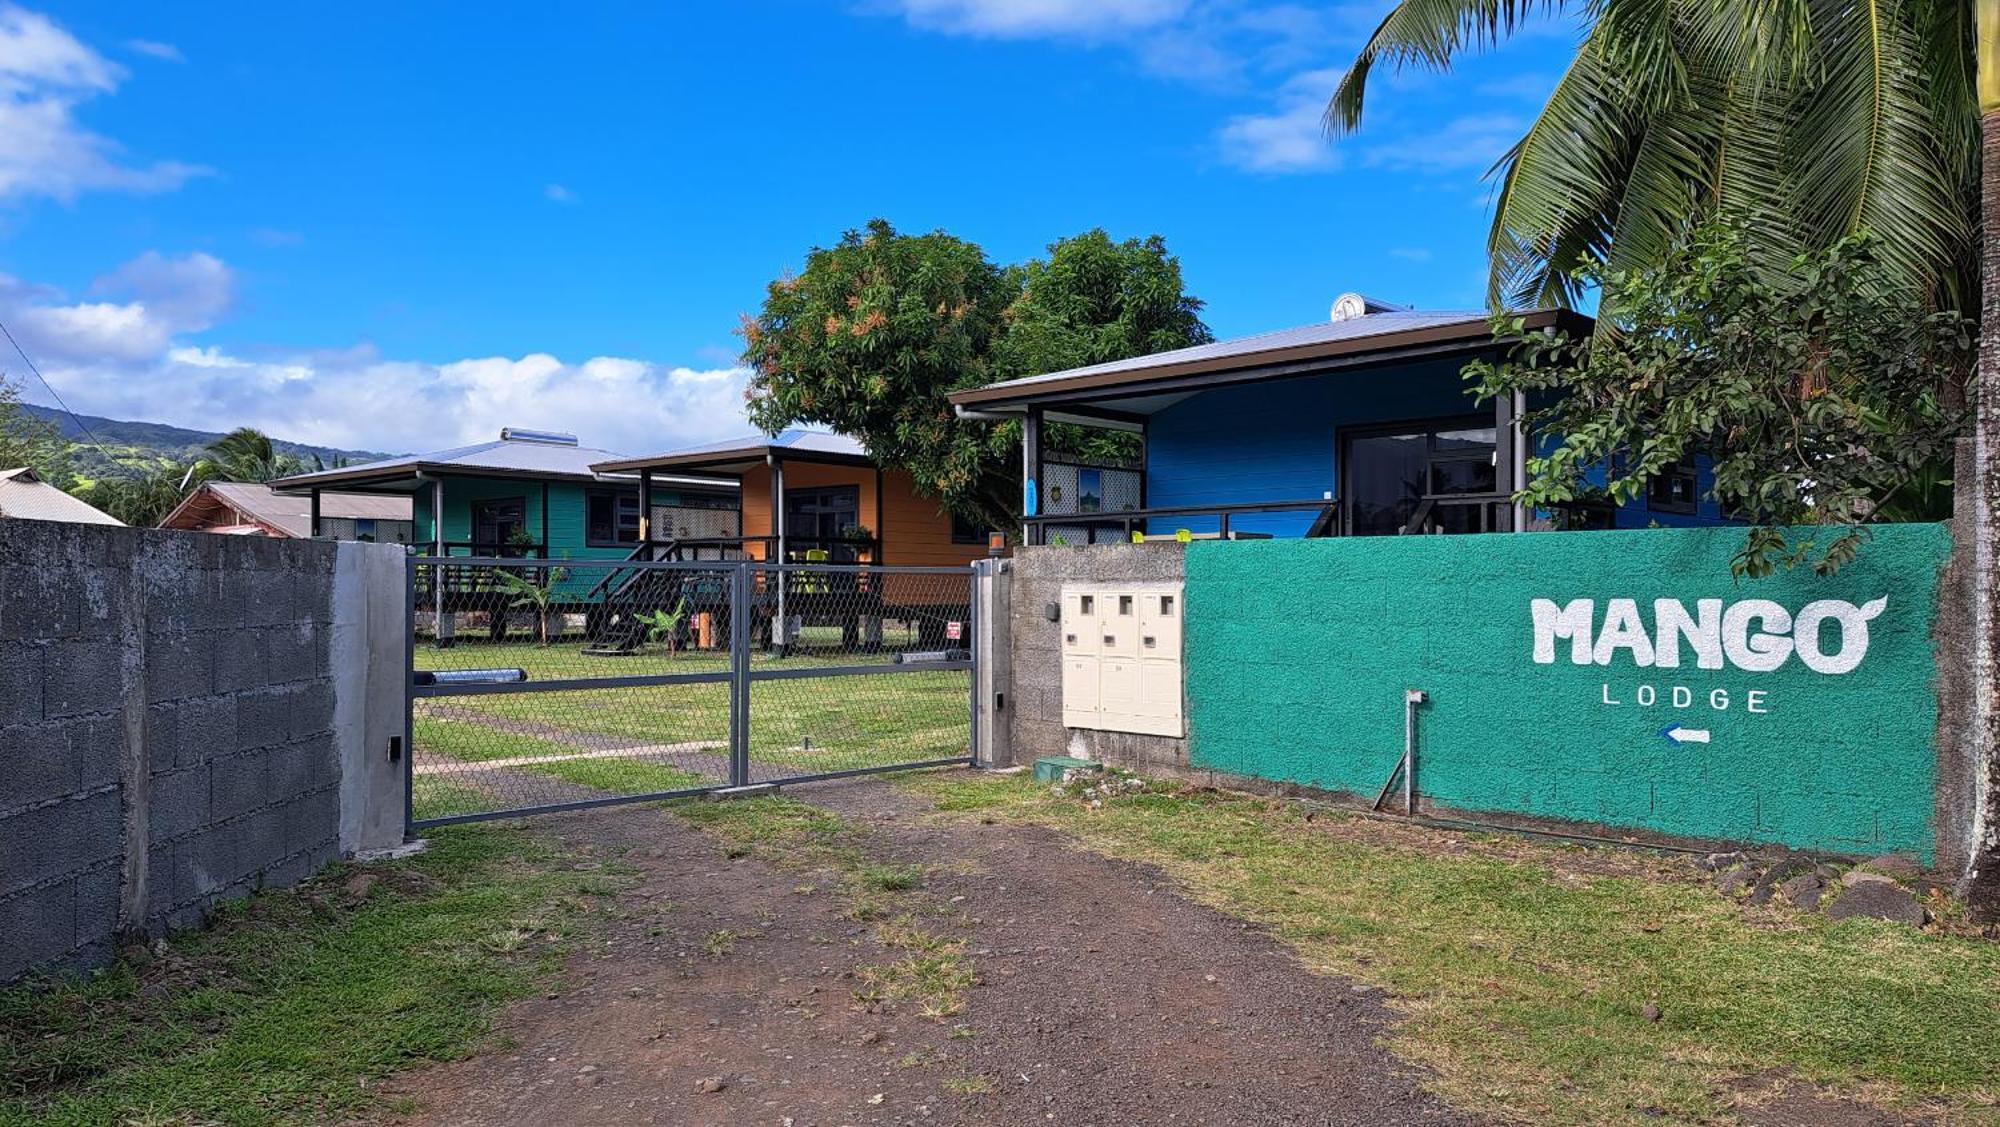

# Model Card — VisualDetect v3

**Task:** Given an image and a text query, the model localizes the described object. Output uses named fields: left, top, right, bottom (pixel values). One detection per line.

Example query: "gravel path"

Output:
left=379, top=773, right=1481, bottom=1126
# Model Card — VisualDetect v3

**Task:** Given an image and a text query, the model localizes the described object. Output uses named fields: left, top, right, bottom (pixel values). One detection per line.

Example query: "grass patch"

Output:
left=0, top=824, right=627, bottom=1127
left=410, top=775, right=494, bottom=821
left=902, top=771, right=2000, bottom=1125
left=411, top=715, right=712, bottom=814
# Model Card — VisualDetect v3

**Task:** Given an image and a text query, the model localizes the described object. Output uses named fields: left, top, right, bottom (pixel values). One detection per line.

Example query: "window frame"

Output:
left=585, top=487, right=644, bottom=548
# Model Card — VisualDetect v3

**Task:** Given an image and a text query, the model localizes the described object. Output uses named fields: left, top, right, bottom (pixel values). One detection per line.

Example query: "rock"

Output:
left=120, top=943, right=153, bottom=968
left=1779, top=874, right=1825, bottom=910
left=1640, top=1002, right=1663, bottom=1023
left=1858, top=853, right=1922, bottom=880
left=343, top=873, right=380, bottom=901
left=1815, top=863, right=1844, bottom=881
left=1825, top=881, right=1929, bottom=927
left=1695, top=852, right=1745, bottom=873
left=1841, top=869, right=1898, bottom=889
left=1715, top=864, right=1761, bottom=896
left=696, top=1076, right=727, bottom=1094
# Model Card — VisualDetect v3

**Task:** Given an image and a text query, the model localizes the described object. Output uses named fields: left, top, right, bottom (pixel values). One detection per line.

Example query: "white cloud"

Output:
left=0, top=5, right=206, bottom=202
left=888, top=0, right=1188, bottom=39
left=1216, top=67, right=1342, bottom=173
left=543, top=183, right=577, bottom=204
left=1, top=251, right=756, bottom=456
left=1363, top=112, right=1526, bottom=174
left=124, top=39, right=182, bottom=63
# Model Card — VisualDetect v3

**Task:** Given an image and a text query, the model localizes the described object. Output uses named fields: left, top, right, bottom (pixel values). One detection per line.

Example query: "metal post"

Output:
left=966, top=565, right=980, bottom=765
left=1403, top=689, right=1426, bottom=816
left=429, top=476, right=445, bottom=641
left=403, top=557, right=417, bottom=841
left=771, top=454, right=787, bottom=649
left=310, top=488, right=322, bottom=539
left=1023, top=407, right=1043, bottom=545
left=729, top=561, right=751, bottom=787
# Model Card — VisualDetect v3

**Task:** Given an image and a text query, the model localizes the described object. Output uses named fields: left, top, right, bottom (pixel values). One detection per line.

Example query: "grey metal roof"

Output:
left=192, top=482, right=411, bottom=538
left=0, top=468, right=124, bottom=526
left=269, top=431, right=738, bottom=493
left=593, top=428, right=869, bottom=473
left=971, top=309, right=1490, bottom=395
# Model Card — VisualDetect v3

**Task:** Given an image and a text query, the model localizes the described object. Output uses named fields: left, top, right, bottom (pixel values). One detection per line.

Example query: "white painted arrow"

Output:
left=1660, top=724, right=1712, bottom=746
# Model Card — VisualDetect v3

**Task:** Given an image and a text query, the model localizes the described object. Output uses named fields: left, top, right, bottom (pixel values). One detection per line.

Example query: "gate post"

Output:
left=334, top=542, right=414, bottom=856
left=729, top=561, right=751, bottom=787
left=971, top=558, right=1012, bottom=767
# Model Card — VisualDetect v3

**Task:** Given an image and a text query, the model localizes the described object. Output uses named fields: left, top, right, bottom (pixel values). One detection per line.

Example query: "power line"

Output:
left=0, top=316, right=131, bottom=476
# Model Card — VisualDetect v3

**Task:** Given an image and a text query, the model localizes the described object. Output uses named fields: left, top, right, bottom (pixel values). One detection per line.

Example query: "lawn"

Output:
left=900, top=770, right=2000, bottom=1126
left=0, top=825, right=627, bottom=1127
left=407, top=634, right=970, bottom=822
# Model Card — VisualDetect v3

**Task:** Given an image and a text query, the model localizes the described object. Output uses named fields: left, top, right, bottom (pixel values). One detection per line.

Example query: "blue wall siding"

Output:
left=1144, top=357, right=1731, bottom=536
left=1144, top=357, right=1477, bottom=537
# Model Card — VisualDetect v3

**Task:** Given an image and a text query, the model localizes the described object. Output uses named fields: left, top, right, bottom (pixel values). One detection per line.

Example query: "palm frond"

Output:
left=1327, top=0, right=1574, bottom=134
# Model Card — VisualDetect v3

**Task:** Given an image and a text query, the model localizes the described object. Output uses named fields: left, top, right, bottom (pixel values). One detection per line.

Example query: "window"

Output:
left=1648, top=461, right=1699, bottom=515
left=951, top=511, right=984, bottom=544
left=586, top=489, right=642, bottom=546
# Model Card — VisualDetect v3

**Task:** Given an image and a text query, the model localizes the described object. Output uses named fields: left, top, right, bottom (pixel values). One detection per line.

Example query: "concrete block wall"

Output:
left=0, top=521, right=392, bottom=982
left=1006, top=543, right=1193, bottom=772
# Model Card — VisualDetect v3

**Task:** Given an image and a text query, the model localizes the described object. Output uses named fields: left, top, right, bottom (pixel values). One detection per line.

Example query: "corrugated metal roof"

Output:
left=593, top=428, right=868, bottom=473
left=268, top=431, right=739, bottom=493
left=196, top=482, right=410, bottom=538
left=970, top=309, right=1490, bottom=394
left=0, top=468, right=124, bottom=526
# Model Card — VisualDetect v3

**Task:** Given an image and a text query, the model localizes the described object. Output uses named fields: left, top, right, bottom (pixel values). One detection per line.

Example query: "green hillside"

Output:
left=22, top=404, right=394, bottom=481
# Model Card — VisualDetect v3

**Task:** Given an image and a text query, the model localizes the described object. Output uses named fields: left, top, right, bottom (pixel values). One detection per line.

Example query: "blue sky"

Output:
left=0, top=1, right=1573, bottom=455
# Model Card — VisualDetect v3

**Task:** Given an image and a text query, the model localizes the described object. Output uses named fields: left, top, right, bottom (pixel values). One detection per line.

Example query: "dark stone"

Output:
left=1825, top=881, right=1929, bottom=927
left=1715, top=863, right=1761, bottom=897
left=1857, top=852, right=1922, bottom=880
left=1640, top=1001, right=1663, bottom=1023
left=1779, top=874, right=1825, bottom=910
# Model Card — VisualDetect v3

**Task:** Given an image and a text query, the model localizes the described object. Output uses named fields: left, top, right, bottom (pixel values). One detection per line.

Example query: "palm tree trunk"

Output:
left=1964, top=0, right=2000, bottom=917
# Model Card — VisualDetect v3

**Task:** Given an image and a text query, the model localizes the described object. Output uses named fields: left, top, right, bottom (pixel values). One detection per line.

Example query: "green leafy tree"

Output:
left=0, top=376, right=70, bottom=482
left=742, top=221, right=1210, bottom=530
left=1467, top=222, right=1972, bottom=576
left=69, top=463, right=191, bottom=527
left=1328, top=0, right=1976, bottom=312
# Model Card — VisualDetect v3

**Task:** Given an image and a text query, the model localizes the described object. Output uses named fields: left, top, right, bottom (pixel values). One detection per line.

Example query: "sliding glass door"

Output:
left=1340, top=417, right=1498, bottom=536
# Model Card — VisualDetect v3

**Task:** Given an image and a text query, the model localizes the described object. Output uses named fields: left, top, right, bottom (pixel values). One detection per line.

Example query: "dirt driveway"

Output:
left=380, top=774, right=1480, bottom=1126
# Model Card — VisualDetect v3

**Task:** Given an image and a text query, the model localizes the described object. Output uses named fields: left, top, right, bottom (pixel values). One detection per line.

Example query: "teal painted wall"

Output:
left=412, top=475, right=684, bottom=601
left=1183, top=525, right=1951, bottom=858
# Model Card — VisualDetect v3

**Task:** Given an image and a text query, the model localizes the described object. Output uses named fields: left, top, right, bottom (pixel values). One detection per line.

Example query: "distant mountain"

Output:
left=21, top=404, right=395, bottom=479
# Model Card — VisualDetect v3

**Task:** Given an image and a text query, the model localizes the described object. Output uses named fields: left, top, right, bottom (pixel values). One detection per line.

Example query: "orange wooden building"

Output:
left=591, top=428, right=994, bottom=570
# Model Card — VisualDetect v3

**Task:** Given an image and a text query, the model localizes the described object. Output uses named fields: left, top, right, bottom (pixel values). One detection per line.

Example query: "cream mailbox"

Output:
left=1060, top=583, right=1184, bottom=737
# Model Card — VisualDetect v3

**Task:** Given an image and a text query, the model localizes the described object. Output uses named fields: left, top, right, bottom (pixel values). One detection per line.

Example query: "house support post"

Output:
left=1023, top=407, right=1044, bottom=546
left=1495, top=390, right=1525, bottom=532
left=639, top=468, right=653, bottom=548
left=771, top=454, right=787, bottom=649
left=428, top=476, right=447, bottom=644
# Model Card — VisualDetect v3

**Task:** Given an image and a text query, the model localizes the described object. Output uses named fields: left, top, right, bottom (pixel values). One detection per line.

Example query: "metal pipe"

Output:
left=1512, top=390, right=1529, bottom=532
left=1403, top=688, right=1426, bottom=816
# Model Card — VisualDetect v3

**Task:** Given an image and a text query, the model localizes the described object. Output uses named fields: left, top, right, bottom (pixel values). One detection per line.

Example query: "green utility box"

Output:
left=1033, top=756, right=1102, bottom=785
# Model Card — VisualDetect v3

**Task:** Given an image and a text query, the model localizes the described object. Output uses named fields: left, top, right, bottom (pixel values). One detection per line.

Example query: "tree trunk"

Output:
left=1964, top=2, right=2000, bottom=916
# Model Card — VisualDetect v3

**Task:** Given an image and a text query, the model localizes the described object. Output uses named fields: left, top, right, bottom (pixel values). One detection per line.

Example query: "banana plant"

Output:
left=635, top=597, right=692, bottom=654
left=492, top=566, right=569, bottom=647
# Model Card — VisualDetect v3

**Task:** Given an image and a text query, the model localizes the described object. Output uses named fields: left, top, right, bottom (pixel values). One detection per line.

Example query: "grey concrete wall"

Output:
left=0, top=521, right=354, bottom=982
left=1006, top=543, right=1190, bottom=772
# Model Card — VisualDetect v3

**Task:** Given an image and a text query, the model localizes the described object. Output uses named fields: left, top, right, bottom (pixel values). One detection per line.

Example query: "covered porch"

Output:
left=949, top=299, right=1600, bottom=545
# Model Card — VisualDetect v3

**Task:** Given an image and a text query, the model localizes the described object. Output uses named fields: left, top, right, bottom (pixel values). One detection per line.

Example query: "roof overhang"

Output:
left=592, top=445, right=877, bottom=476
left=271, top=463, right=738, bottom=496
left=947, top=309, right=1590, bottom=414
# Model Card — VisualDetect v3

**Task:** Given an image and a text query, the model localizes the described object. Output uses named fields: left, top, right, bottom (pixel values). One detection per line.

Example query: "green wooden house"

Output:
left=270, top=427, right=739, bottom=564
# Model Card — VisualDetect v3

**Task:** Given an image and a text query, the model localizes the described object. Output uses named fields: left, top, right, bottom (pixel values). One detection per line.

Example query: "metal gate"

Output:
left=403, top=555, right=978, bottom=830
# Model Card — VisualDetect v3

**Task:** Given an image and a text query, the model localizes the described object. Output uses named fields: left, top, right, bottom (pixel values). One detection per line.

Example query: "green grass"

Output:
left=0, top=825, right=625, bottom=1127
left=410, top=716, right=712, bottom=818
left=901, top=771, right=2000, bottom=1126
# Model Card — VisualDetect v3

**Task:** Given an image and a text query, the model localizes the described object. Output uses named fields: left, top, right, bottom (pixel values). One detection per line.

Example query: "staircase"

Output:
left=581, top=541, right=688, bottom=657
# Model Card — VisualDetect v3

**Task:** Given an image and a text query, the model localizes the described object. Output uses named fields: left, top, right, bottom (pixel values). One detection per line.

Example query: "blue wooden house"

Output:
left=948, top=295, right=1729, bottom=544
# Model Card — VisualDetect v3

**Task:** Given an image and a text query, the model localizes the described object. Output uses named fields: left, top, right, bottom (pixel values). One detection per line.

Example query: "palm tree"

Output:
left=197, top=427, right=305, bottom=483
left=1965, top=0, right=2000, bottom=914
left=1328, top=0, right=1975, bottom=312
